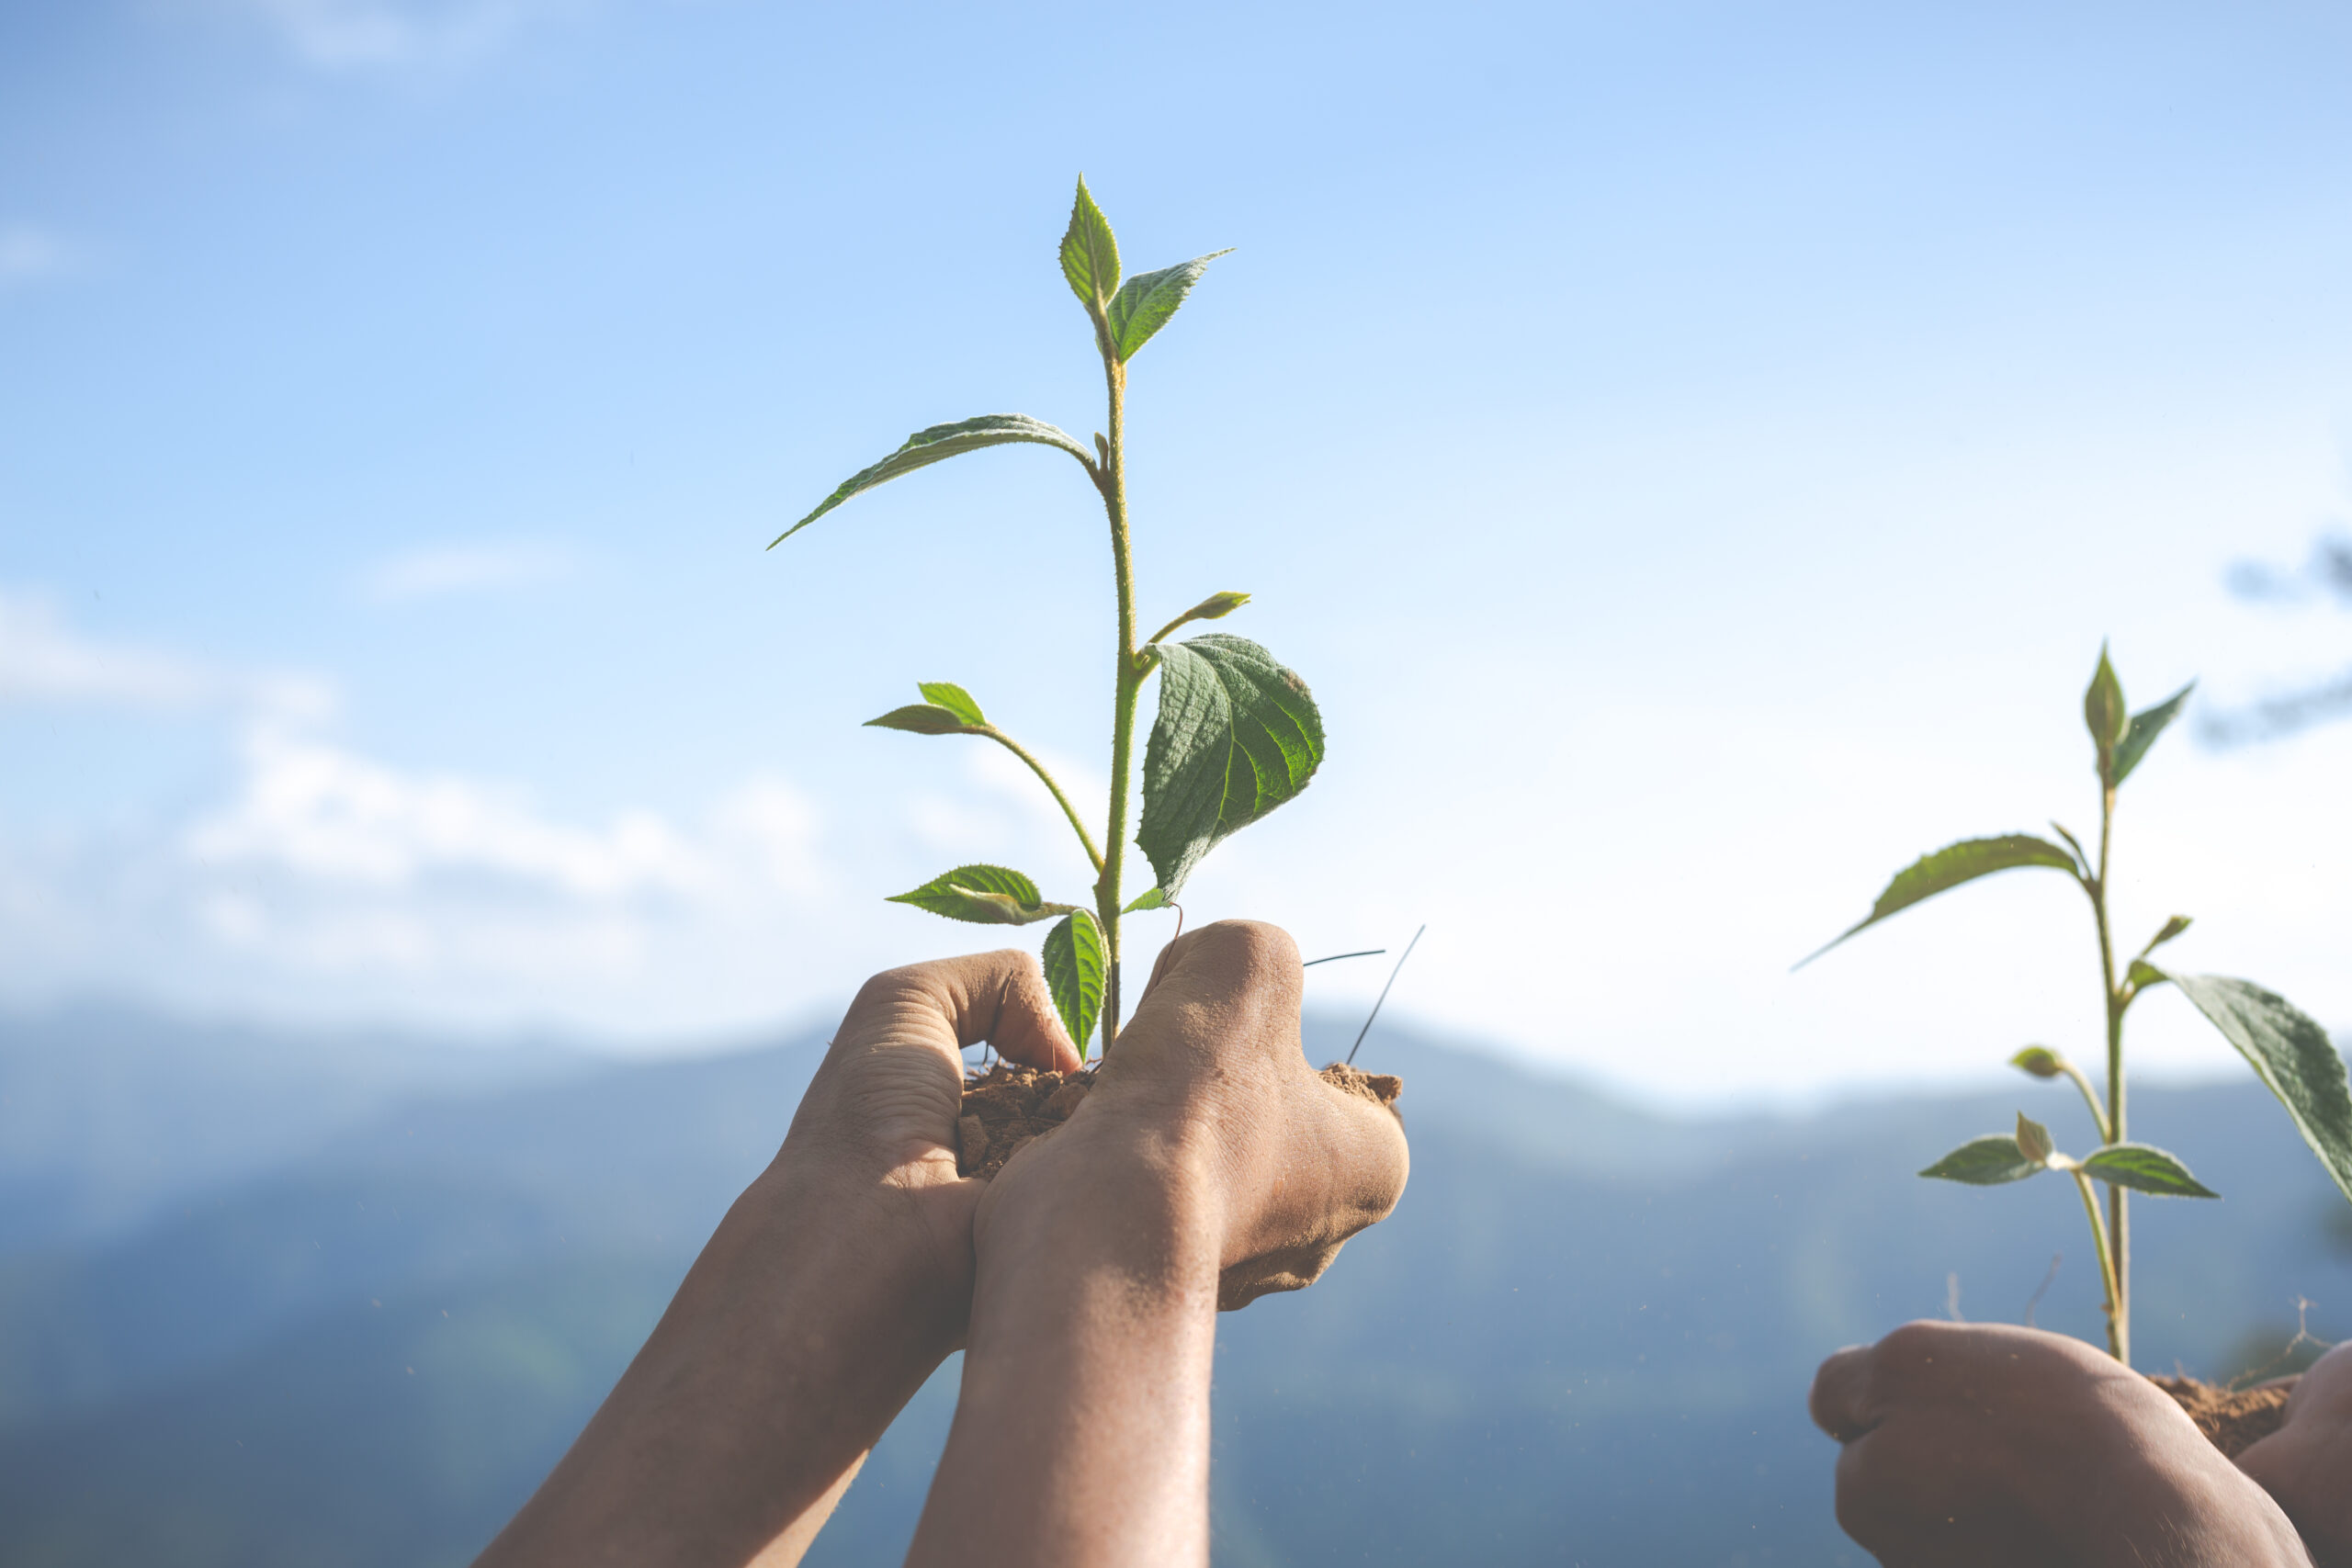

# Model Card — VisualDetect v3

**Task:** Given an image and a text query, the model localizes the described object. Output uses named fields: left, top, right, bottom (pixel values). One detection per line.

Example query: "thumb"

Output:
left=912, top=948, right=1084, bottom=1075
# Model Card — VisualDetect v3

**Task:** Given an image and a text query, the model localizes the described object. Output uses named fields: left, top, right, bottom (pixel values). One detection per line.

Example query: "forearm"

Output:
left=476, top=1159, right=967, bottom=1568
left=908, top=1152, right=1222, bottom=1568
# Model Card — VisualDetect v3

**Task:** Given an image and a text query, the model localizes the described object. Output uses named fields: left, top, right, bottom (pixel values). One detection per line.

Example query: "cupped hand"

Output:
left=1810, top=1321, right=2311, bottom=1567
left=977, top=918, right=1409, bottom=1309
left=774, top=949, right=1081, bottom=1328
left=2240, top=1341, right=2352, bottom=1565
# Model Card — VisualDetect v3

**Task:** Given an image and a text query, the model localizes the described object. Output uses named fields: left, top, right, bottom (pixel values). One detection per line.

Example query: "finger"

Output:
left=1812, top=1343, right=1881, bottom=1443
left=846, top=950, right=1082, bottom=1076
left=1126, top=919, right=1304, bottom=1054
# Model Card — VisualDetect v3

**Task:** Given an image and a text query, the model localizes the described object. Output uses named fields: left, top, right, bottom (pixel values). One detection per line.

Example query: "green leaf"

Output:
left=771, top=414, right=1095, bottom=547
left=865, top=705, right=971, bottom=736
left=2080, top=1143, right=2220, bottom=1199
left=2143, top=914, right=2194, bottom=953
left=1042, top=909, right=1106, bottom=1058
left=2113, top=682, right=2195, bottom=785
left=2147, top=967, right=2352, bottom=1205
left=1106, top=251, right=1233, bottom=362
left=888, top=864, right=1078, bottom=926
left=1124, top=887, right=1168, bottom=912
left=1920, top=1134, right=2044, bottom=1185
left=2127, top=958, right=2168, bottom=992
left=916, top=682, right=987, bottom=727
left=2010, top=1045, right=2064, bottom=1079
left=2015, top=1111, right=2056, bottom=1166
left=1137, top=634, right=1324, bottom=901
left=2084, top=643, right=2127, bottom=755
left=1796, top=835, right=2080, bottom=967
left=1059, top=177, right=1121, bottom=313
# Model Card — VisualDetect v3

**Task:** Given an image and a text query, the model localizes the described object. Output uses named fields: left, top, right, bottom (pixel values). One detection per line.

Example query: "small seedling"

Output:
left=1801, top=646, right=2352, bottom=1364
left=770, top=179, right=1322, bottom=1058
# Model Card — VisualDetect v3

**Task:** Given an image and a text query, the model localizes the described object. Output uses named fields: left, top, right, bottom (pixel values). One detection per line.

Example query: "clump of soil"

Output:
left=956, top=1059, right=1404, bottom=1179
left=2149, top=1373, right=2298, bottom=1458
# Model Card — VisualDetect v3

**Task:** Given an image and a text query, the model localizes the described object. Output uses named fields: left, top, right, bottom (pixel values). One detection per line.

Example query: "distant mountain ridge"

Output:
left=1, top=1003, right=2346, bottom=1566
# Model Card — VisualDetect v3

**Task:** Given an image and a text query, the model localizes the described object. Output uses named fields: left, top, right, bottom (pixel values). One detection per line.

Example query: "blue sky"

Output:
left=5, top=0, right=2350, bottom=1104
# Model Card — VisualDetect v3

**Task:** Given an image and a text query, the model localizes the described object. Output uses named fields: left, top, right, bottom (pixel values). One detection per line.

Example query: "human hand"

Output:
left=2239, top=1342, right=2352, bottom=1566
left=1810, top=1321, right=2311, bottom=1567
left=976, top=919, right=1409, bottom=1310
left=772, top=949, right=1081, bottom=1336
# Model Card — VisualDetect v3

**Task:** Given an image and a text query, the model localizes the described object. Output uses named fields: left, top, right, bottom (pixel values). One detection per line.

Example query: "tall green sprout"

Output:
left=768, top=179, right=1322, bottom=1057
left=1801, top=647, right=2352, bottom=1364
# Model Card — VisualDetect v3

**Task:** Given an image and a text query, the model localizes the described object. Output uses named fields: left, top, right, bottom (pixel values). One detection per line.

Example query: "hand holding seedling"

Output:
left=910, top=920, right=1408, bottom=1568
left=1801, top=647, right=2352, bottom=1365
left=1812, top=1321, right=2312, bottom=1568
left=772, top=178, right=1324, bottom=1061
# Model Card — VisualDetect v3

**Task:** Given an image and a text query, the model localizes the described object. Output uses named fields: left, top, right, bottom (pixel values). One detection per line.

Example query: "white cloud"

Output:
left=0, top=225, right=79, bottom=291
left=187, top=726, right=706, bottom=897
left=229, top=0, right=572, bottom=71
left=0, top=588, right=333, bottom=719
left=361, top=541, right=572, bottom=602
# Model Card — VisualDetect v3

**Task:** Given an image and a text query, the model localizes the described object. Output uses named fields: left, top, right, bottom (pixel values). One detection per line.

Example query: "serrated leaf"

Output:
left=2085, top=643, right=2128, bottom=753
left=1797, top=835, right=2080, bottom=967
left=866, top=705, right=970, bottom=736
left=2081, top=1143, right=2220, bottom=1199
left=1137, top=634, right=1324, bottom=901
left=1042, top=908, right=1105, bottom=1058
left=2148, top=967, right=2352, bottom=1204
left=1106, top=251, right=1232, bottom=362
left=1920, top=1134, right=2045, bottom=1185
left=772, top=415, right=1095, bottom=547
left=2010, top=1045, right=2064, bottom=1079
left=1059, top=177, right=1120, bottom=313
left=888, top=864, right=1077, bottom=926
left=916, top=682, right=987, bottom=727
left=2015, top=1111, right=2055, bottom=1165
left=1124, top=887, right=1167, bottom=912
left=2113, top=682, right=2195, bottom=785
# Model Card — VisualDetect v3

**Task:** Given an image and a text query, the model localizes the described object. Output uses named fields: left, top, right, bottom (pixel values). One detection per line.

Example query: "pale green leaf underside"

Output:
left=1043, top=908, right=1106, bottom=1057
left=1059, top=178, right=1121, bottom=311
left=2080, top=1142, right=2220, bottom=1199
left=866, top=705, right=970, bottom=736
left=1798, top=835, right=2079, bottom=968
left=771, top=415, right=1095, bottom=547
left=2147, top=966, right=2352, bottom=1204
left=1124, top=887, right=1168, bottom=913
left=917, top=682, right=987, bottom=727
left=1920, top=1134, right=2043, bottom=1185
left=888, top=863, right=1077, bottom=926
left=2114, top=682, right=2195, bottom=786
left=1107, top=251, right=1232, bottom=361
left=1137, top=634, right=1324, bottom=902
left=2015, top=1111, right=2055, bottom=1165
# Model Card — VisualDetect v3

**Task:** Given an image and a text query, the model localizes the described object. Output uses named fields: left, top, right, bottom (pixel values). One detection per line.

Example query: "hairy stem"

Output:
left=972, top=727, right=1102, bottom=873
left=2071, top=1166, right=2123, bottom=1354
left=1094, top=352, right=1139, bottom=1053
left=2093, top=775, right=2129, bottom=1364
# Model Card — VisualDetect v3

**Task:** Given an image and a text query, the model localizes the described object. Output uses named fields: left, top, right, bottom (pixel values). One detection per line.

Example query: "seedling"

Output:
left=1801, top=647, right=2352, bottom=1364
left=769, top=179, right=1322, bottom=1058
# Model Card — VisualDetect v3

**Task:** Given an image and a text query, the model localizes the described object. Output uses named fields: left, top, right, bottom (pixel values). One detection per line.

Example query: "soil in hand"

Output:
left=2149, top=1373, right=2298, bottom=1459
left=956, top=1059, right=1404, bottom=1179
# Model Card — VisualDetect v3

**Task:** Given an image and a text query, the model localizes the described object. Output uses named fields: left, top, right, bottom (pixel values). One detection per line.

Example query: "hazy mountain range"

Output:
left=3, top=1004, right=2346, bottom=1567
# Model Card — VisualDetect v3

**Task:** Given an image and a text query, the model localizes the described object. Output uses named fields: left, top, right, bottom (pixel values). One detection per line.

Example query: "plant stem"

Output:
left=2058, top=1059, right=2112, bottom=1145
left=973, top=727, right=1103, bottom=873
left=2092, top=776, right=2129, bottom=1364
left=1093, top=352, right=1141, bottom=1053
left=2070, top=1166, right=2123, bottom=1350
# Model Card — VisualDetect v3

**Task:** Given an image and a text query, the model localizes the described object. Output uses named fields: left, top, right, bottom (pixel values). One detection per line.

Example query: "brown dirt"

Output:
left=956, top=1059, right=1404, bottom=1179
left=2149, top=1373, right=2298, bottom=1458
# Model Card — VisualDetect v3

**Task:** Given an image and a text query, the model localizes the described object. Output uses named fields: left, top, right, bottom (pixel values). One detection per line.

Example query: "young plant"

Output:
left=1800, top=647, right=2352, bottom=1364
left=768, top=179, right=1322, bottom=1060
